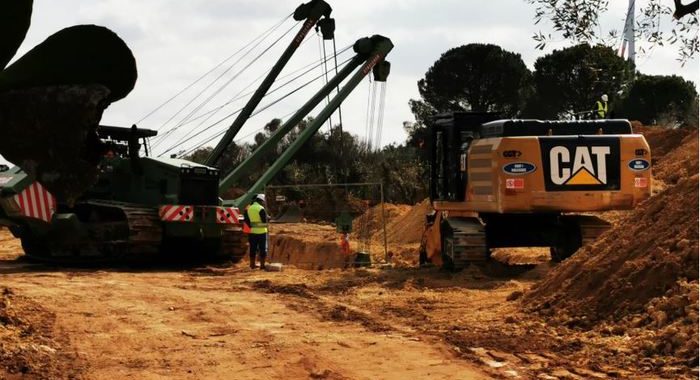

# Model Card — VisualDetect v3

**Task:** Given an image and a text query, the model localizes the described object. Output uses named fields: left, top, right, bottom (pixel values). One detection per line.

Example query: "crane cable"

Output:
left=174, top=57, right=351, bottom=158
left=318, top=33, right=333, bottom=132
left=375, top=81, right=387, bottom=152
left=135, top=13, right=293, bottom=126
left=170, top=55, right=356, bottom=158
left=164, top=42, right=350, bottom=134
left=332, top=36, right=344, bottom=133
left=156, top=36, right=341, bottom=153
left=152, top=21, right=301, bottom=148
left=159, top=46, right=354, bottom=157
left=365, top=76, right=378, bottom=152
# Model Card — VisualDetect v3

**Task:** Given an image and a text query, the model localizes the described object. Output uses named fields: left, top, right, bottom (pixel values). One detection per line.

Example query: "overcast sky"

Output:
left=1, top=0, right=697, bottom=164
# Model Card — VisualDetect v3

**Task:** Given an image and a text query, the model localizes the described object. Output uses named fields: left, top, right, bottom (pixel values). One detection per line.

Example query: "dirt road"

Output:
left=2, top=226, right=694, bottom=379
left=0, top=237, right=489, bottom=379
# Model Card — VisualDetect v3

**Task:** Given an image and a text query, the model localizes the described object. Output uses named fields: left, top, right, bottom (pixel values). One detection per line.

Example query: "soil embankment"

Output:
left=525, top=126, right=699, bottom=374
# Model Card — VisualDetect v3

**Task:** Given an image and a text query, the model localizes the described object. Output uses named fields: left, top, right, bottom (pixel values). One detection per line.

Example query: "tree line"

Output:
left=186, top=118, right=428, bottom=205
left=410, top=43, right=698, bottom=130
left=188, top=41, right=697, bottom=206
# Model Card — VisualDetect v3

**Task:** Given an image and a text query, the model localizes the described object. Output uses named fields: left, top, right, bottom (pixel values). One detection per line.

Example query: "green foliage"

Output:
left=413, top=44, right=532, bottom=118
left=185, top=118, right=428, bottom=205
left=530, top=44, right=632, bottom=118
left=527, top=0, right=699, bottom=63
left=618, top=74, right=699, bottom=126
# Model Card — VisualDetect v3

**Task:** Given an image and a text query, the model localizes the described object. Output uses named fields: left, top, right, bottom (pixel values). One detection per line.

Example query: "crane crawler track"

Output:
left=22, top=201, right=162, bottom=264
left=22, top=200, right=249, bottom=265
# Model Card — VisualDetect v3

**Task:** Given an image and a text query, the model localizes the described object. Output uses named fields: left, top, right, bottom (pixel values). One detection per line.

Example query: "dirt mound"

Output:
left=0, top=288, right=82, bottom=379
left=347, top=200, right=432, bottom=266
left=525, top=173, right=699, bottom=365
left=351, top=199, right=431, bottom=245
left=382, top=199, right=431, bottom=244
left=653, top=131, right=699, bottom=184
left=268, top=223, right=351, bottom=269
left=633, top=123, right=694, bottom=160
left=351, top=203, right=411, bottom=239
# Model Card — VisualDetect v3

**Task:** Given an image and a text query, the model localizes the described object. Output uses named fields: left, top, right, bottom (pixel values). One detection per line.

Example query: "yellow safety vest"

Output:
left=596, top=101, right=608, bottom=118
left=247, top=202, right=268, bottom=235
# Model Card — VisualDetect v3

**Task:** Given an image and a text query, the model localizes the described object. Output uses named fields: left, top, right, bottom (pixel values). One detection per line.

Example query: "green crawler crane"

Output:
left=0, top=0, right=393, bottom=263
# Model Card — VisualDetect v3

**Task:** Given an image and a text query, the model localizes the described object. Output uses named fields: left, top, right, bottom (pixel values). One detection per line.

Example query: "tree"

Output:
left=410, top=43, right=532, bottom=121
left=530, top=44, right=632, bottom=118
left=617, top=74, right=699, bottom=125
left=527, top=0, right=699, bottom=63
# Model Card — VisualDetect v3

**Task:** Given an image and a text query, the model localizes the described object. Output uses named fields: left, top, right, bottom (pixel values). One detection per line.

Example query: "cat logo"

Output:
left=550, top=146, right=610, bottom=185
left=540, top=137, right=620, bottom=191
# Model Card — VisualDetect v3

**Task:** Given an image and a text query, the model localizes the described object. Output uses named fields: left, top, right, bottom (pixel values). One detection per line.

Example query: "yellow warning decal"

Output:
left=565, top=168, right=603, bottom=185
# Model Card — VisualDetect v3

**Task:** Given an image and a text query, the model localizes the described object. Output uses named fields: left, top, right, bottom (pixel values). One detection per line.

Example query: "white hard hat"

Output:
left=601, top=94, right=608, bottom=102
left=254, top=194, right=266, bottom=203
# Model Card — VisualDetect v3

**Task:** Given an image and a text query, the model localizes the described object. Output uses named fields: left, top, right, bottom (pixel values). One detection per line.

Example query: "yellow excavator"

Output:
left=420, top=112, right=652, bottom=271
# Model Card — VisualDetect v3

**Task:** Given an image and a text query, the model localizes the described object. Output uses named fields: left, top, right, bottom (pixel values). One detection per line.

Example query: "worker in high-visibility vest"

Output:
left=595, top=94, right=609, bottom=119
left=244, top=194, right=268, bottom=270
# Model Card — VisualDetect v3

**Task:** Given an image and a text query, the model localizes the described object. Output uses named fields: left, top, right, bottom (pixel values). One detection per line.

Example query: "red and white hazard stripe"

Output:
left=159, top=205, right=194, bottom=222
left=215, top=207, right=241, bottom=224
left=13, top=182, right=56, bottom=223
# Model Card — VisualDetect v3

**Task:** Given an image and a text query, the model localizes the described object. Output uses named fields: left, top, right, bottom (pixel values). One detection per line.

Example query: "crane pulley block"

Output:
left=293, top=0, right=332, bottom=21
left=373, top=61, right=391, bottom=82
left=353, top=35, right=393, bottom=56
left=316, top=18, right=335, bottom=40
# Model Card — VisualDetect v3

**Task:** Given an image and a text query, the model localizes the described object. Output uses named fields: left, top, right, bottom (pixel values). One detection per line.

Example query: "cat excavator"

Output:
left=420, top=112, right=652, bottom=272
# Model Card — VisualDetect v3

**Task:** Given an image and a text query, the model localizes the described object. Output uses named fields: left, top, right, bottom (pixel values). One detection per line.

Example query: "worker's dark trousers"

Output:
left=249, top=233, right=267, bottom=268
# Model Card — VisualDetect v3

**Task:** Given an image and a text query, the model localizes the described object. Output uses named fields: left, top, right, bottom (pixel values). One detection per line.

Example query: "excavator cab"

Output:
left=428, top=112, right=500, bottom=202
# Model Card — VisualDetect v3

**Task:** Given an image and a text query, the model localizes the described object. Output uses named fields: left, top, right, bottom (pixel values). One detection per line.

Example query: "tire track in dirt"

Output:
left=1, top=261, right=489, bottom=379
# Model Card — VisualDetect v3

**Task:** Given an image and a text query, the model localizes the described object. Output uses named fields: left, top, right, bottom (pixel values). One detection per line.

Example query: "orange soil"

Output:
left=524, top=127, right=699, bottom=375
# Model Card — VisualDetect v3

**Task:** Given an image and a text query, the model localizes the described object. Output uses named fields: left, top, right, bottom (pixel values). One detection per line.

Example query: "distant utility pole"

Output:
left=620, top=0, right=636, bottom=65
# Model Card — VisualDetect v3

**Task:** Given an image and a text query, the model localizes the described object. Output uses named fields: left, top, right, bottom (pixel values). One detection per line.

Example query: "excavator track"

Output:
left=442, top=217, right=489, bottom=268
left=550, top=214, right=612, bottom=262
left=442, top=217, right=535, bottom=276
left=221, top=227, right=248, bottom=264
left=442, top=218, right=535, bottom=277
